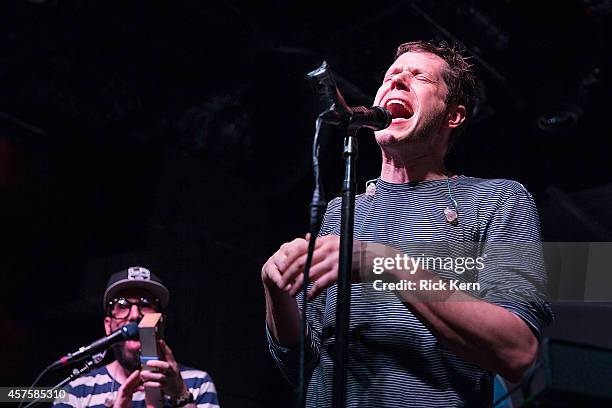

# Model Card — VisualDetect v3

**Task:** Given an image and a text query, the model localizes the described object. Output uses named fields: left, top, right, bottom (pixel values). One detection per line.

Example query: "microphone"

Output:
left=346, top=106, right=392, bottom=132
left=307, top=61, right=392, bottom=133
left=50, top=322, right=139, bottom=370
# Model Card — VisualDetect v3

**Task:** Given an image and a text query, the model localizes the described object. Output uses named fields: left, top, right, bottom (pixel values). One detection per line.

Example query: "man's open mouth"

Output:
left=385, top=99, right=414, bottom=120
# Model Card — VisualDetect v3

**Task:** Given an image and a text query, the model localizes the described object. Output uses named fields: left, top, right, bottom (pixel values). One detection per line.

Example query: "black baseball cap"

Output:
left=103, top=266, right=170, bottom=310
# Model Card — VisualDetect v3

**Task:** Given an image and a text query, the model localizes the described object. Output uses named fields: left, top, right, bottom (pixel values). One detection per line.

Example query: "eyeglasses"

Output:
left=107, top=297, right=161, bottom=319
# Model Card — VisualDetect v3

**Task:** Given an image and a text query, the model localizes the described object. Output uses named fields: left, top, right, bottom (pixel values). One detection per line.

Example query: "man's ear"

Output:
left=446, top=104, right=467, bottom=129
left=104, top=317, right=112, bottom=336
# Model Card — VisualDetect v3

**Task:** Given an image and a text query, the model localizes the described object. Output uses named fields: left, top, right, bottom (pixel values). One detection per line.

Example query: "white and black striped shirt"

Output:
left=268, top=176, right=552, bottom=407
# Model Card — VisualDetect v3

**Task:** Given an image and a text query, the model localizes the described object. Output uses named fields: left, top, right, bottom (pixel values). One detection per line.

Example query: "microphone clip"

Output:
left=307, top=61, right=391, bottom=134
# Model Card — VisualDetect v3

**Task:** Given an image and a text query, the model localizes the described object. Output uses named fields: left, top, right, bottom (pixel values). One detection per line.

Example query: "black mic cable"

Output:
left=299, top=61, right=391, bottom=408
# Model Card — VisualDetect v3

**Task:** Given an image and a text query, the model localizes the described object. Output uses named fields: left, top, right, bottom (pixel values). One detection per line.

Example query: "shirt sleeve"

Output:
left=181, top=368, right=220, bottom=408
left=52, top=386, right=79, bottom=408
left=477, top=188, right=553, bottom=339
left=265, top=316, right=322, bottom=386
left=194, top=375, right=220, bottom=408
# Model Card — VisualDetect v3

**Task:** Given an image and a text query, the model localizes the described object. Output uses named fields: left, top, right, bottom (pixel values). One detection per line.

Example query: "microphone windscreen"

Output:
left=122, top=322, right=140, bottom=340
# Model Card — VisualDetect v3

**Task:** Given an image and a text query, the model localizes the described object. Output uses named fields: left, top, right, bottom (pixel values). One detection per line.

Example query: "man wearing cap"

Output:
left=53, top=266, right=220, bottom=408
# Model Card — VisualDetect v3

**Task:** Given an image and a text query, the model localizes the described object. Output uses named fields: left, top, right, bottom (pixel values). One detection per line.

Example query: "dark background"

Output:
left=1, top=0, right=611, bottom=406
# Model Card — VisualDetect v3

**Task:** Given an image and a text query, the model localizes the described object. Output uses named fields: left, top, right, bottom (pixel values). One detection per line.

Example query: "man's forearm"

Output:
left=402, top=284, right=537, bottom=382
left=264, top=282, right=302, bottom=347
left=364, top=243, right=538, bottom=382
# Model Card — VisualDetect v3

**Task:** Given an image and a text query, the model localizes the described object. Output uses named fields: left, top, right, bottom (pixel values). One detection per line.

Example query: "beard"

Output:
left=111, top=341, right=141, bottom=373
left=407, top=110, right=447, bottom=146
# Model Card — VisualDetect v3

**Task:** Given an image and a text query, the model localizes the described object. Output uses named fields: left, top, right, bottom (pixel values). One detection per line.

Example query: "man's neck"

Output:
left=379, top=150, right=449, bottom=183
left=107, top=360, right=132, bottom=384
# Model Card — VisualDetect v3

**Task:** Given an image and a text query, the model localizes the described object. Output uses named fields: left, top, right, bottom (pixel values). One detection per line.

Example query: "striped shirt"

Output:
left=267, top=176, right=552, bottom=407
left=53, top=364, right=219, bottom=408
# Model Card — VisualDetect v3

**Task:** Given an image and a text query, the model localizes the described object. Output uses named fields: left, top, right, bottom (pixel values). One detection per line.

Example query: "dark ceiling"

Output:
left=1, top=0, right=611, bottom=405
left=2, top=0, right=611, bottom=188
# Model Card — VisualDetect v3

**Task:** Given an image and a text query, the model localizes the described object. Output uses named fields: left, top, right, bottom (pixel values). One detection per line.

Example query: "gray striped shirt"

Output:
left=268, top=176, right=552, bottom=407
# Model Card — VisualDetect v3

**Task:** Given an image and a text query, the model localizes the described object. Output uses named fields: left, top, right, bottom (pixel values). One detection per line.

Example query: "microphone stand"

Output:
left=23, top=358, right=98, bottom=408
left=332, top=124, right=359, bottom=408
left=18, top=348, right=107, bottom=408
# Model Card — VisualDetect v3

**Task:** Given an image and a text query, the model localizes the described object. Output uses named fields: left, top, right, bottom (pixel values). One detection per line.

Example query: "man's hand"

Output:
left=261, top=237, right=309, bottom=294
left=140, top=340, right=188, bottom=399
left=262, top=234, right=358, bottom=301
left=284, top=235, right=342, bottom=300
left=262, top=234, right=367, bottom=345
left=113, top=370, right=142, bottom=408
